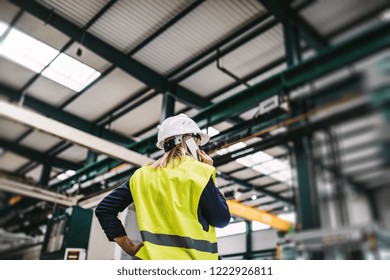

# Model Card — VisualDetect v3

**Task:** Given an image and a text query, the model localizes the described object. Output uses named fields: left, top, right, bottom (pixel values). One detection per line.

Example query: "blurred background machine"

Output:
left=40, top=206, right=92, bottom=260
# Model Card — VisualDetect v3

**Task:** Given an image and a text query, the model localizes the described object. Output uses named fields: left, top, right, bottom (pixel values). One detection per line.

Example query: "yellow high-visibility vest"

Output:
left=130, top=156, right=218, bottom=260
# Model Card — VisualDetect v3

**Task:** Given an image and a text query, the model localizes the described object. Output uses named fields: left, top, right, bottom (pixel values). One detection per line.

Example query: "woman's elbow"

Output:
left=221, top=212, right=231, bottom=228
left=94, top=202, right=105, bottom=220
left=214, top=211, right=231, bottom=228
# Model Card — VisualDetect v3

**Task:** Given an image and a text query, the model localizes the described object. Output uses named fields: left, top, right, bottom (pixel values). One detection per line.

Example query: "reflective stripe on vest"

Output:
left=141, top=230, right=218, bottom=254
left=130, top=156, right=218, bottom=260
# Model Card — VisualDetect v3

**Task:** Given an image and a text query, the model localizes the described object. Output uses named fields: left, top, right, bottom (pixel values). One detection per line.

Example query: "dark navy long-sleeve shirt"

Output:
left=95, top=176, right=230, bottom=241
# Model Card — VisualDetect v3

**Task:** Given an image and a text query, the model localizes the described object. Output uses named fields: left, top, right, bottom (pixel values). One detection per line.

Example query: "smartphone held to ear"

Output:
left=186, top=138, right=199, bottom=161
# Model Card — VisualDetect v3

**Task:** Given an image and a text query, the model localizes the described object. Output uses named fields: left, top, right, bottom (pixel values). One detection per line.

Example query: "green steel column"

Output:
left=259, top=0, right=327, bottom=50
left=39, top=159, right=52, bottom=186
left=283, top=20, right=301, bottom=66
left=283, top=20, right=321, bottom=230
left=245, top=221, right=252, bottom=260
left=86, top=126, right=100, bottom=165
left=160, top=91, right=175, bottom=122
left=86, top=150, right=98, bottom=165
left=369, top=58, right=390, bottom=222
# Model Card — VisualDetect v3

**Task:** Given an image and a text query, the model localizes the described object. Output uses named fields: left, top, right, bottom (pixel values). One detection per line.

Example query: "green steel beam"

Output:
left=205, top=74, right=363, bottom=166
left=57, top=0, right=205, bottom=127
left=11, top=0, right=211, bottom=110
left=258, top=0, right=328, bottom=50
left=0, top=138, right=82, bottom=170
left=204, top=108, right=288, bottom=152
left=218, top=172, right=293, bottom=205
left=212, top=100, right=374, bottom=165
left=19, top=0, right=118, bottom=110
left=192, top=22, right=389, bottom=128
left=170, top=0, right=314, bottom=82
left=0, top=83, right=130, bottom=145
left=95, top=87, right=152, bottom=126
left=16, top=161, right=39, bottom=175
left=167, top=11, right=272, bottom=79
left=53, top=22, right=389, bottom=190
left=173, top=19, right=279, bottom=83
left=62, top=0, right=204, bottom=110
left=59, top=66, right=115, bottom=109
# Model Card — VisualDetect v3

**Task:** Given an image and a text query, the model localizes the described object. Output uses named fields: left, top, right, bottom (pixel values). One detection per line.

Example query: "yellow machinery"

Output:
left=227, top=200, right=293, bottom=232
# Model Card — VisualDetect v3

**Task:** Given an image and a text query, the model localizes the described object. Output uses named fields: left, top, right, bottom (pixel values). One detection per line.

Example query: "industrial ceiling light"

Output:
left=216, top=141, right=247, bottom=155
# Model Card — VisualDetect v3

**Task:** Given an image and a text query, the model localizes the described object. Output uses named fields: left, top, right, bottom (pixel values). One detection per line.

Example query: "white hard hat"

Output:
left=156, top=114, right=210, bottom=149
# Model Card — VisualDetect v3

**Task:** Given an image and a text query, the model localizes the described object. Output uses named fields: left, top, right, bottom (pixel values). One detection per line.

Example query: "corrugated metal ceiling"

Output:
left=18, top=130, right=62, bottom=153
left=179, top=24, right=284, bottom=97
left=88, top=0, right=194, bottom=53
left=37, top=0, right=110, bottom=27
left=111, top=94, right=163, bottom=136
left=15, top=12, right=70, bottom=50
left=0, top=58, right=36, bottom=91
left=179, top=63, right=236, bottom=96
left=64, top=42, right=111, bottom=72
left=57, top=145, right=88, bottom=163
left=300, top=0, right=388, bottom=36
left=0, top=0, right=20, bottom=23
left=0, top=117, right=30, bottom=141
left=218, top=161, right=245, bottom=173
left=221, top=24, right=284, bottom=78
left=64, top=68, right=146, bottom=121
left=133, top=0, right=265, bottom=74
left=0, top=151, right=30, bottom=172
left=27, top=76, right=76, bottom=107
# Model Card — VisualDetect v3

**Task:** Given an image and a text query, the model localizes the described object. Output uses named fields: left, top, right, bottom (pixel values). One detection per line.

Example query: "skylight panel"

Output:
left=0, top=27, right=59, bottom=72
left=216, top=142, right=247, bottom=155
left=235, top=149, right=292, bottom=183
left=251, top=151, right=273, bottom=164
left=56, top=169, right=76, bottom=181
left=271, top=170, right=292, bottom=183
left=261, top=158, right=287, bottom=173
left=234, top=150, right=272, bottom=166
left=42, top=53, right=101, bottom=92
left=0, top=23, right=101, bottom=92
left=235, top=157, right=253, bottom=167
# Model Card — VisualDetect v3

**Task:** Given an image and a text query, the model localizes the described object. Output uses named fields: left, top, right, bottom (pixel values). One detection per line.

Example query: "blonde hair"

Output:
left=150, top=135, right=193, bottom=168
